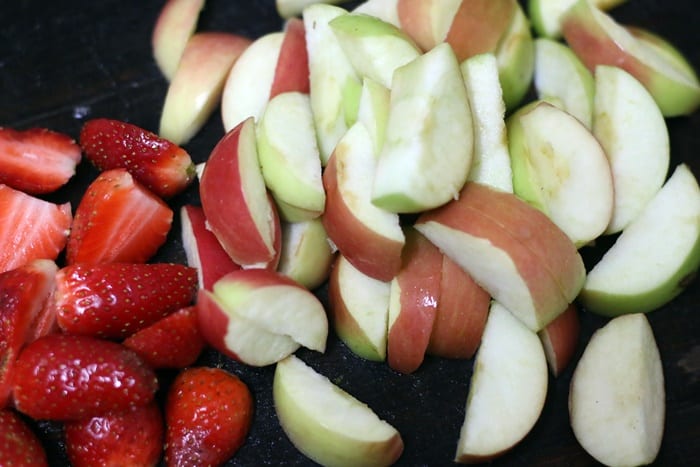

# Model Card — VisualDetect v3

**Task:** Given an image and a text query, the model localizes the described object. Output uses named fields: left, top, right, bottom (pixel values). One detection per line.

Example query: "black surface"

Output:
left=2, top=0, right=699, bottom=466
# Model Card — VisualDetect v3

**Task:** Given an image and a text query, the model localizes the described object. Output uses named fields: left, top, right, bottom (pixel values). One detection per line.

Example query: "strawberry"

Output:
left=165, top=367, right=253, bottom=466
left=0, top=184, right=72, bottom=274
left=12, top=333, right=158, bottom=421
left=53, top=262, right=198, bottom=339
left=79, top=118, right=196, bottom=198
left=0, top=409, right=48, bottom=466
left=123, top=306, right=205, bottom=368
left=64, top=401, right=164, bottom=467
left=0, top=126, right=81, bottom=195
left=65, top=168, right=173, bottom=265
left=0, top=259, right=58, bottom=408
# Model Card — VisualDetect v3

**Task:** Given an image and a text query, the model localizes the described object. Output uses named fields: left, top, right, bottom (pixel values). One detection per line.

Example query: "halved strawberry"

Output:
left=123, top=306, right=205, bottom=368
left=0, top=127, right=81, bottom=194
left=0, top=408, right=48, bottom=466
left=12, top=334, right=158, bottom=421
left=65, top=168, right=173, bottom=264
left=0, top=259, right=58, bottom=408
left=79, top=118, right=196, bottom=198
left=0, top=184, right=72, bottom=274
left=53, top=262, right=198, bottom=340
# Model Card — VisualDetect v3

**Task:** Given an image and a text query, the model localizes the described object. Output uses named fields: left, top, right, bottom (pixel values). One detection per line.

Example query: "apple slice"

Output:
left=415, top=182, right=586, bottom=331
left=159, top=32, right=251, bottom=145
left=580, top=164, right=700, bottom=316
left=257, top=91, right=325, bottom=222
left=537, top=302, right=579, bottom=377
left=151, top=0, right=205, bottom=80
left=277, top=218, right=335, bottom=290
left=180, top=204, right=240, bottom=291
left=274, top=354, right=404, bottom=466
left=270, top=18, right=310, bottom=98
left=494, top=2, right=535, bottom=110
left=276, top=0, right=351, bottom=19
left=507, top=100, right=614, bottom=247
left=533, top=37, right=595, bottom=128
left=327, top=254, right=391, bottom=362
left=528, top=0, right=627, bottom=39
left=352, top=0, right=400, bottom=27
left=356, top=77, right=391, bottom=155
left=569, top=313, right=664, bottom=466
left=593, top=65, right=670, bottom=235
left=199, top=117, right=282, bottom=270
left=561, top=0, right=700, bottom=116
left=372, top=42, right=474, bottom=213
left=303, top=4, right=363, bottom=164
left=454, top=301, right=548, bottom=462
left=461, top=53, right=513, bottom=193
left=627, top=25, right=700, bottom=81
left=322, top=122, right=405, bottom=281
left=386, top=227, right=442, bottom=374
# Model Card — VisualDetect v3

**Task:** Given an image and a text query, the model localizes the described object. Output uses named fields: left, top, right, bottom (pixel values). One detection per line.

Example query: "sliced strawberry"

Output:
left=53, top=262, right=198, bottom=339
left=64, top=401, right=164, bottom=467
left=0, top=127, right=81, bottom=195
left=123, top=305, right=205, bottom=368
left=0, top=259, right=58, bottom=408
left=165, top=367, right=253, bottom=466
left=0, top=408, right=48, bottom=466
left=66, top=168, right=173, bottom=264
left=12, top=334, right=158, bottom=421
left=0, top=184, right=71, bottom=274
left=79, top=118, right=196, bottom=198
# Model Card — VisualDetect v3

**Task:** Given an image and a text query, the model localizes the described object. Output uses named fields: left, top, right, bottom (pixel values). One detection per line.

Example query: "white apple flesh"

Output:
left=277, top=218, right=335, bottom=291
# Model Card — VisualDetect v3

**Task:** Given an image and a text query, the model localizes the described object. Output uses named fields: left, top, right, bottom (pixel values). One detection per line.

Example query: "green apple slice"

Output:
left=274, top=354, right=404, bottom=466
left=593, top=65, right=669, bottom=235
left=494, top=2, right=535, bottom=110
left=372, top=42, right=473, bottom=213
left=580, top=164, right=700, bottom=316
left=356, top=77, right=391, bottom=155
left=528, top=0, right=627, bottom=39
left=533, top=38, right=595, bottom=128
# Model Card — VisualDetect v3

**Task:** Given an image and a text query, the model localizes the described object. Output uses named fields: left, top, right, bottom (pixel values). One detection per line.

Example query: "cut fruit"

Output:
left=277, top=218, right=335, bottom=291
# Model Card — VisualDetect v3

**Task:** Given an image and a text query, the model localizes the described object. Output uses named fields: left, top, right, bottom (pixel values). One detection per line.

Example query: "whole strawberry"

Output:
left=0, top=409, right=48, bottom=466
left=165, top=367, right=253, bottom=466
left=53, top=262, right=198, bottom=339
left=12, top=334, right=158, bottom=421
left=79, top=118, right=195, bottom=198
left=64, top=401, right=164, bottom=467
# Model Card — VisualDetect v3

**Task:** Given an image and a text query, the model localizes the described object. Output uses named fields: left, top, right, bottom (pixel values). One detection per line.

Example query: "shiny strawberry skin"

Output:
left=53, top=262, right=198, bottom=339
left=79, top=118, right=195, bottom=198
left=12, top=334, right=158, bottom=421
left=0, top=408, right=48, bottom=467
left=0, top=184, right=72, bottom=274
left=64, top=401, right=164, bottom=467
left=123, top=305, right=205, bottom=368
left=65, top=168, right=173, bottom=265
left=0, top=126, right=81, bottom=194
left=165, top=367, right=253, bottom=467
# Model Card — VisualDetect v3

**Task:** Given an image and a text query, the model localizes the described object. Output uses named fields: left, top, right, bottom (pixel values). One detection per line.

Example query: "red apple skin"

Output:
left=151, top=0, right=205, bottom=79
left=181, top=204, right=241, bottom=290
left=445, top=0, right=517, bottom=62
left=539, top=303, right=580, bottom=377
left=199, top=118, right=282, bottom=269
left=321, top=152, right=403, bottom=282
left=387, top=228, right=442, bottom=374
left=196, top=289, right=243, bottom=362
left=270, top=17, right=310, bottom=98
left=427, top=254, right=490, bottom=360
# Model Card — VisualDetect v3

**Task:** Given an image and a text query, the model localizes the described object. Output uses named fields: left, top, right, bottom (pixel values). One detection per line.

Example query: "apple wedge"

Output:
left=415, top=182, right=586, bottom=331
left=151, top=0, right=205, bottom=80
left=507, top=100, right=614, bottom=247
left=276, top=0, right=351, bottom=19
left=593, top=65, right=670, bottom=235
left=270, top=18, right=310, bottom=98
left=455, top=301, right=548, bottom=463
left=580, top=163, right=700, bottom=316
left=199, top=117, right=282, bottom=270
left=494, top=2, right=535, bottom=110
left=274, top=354, right=404, bottom=466
left=159, top=32, right=251, bottom=145
left=257, top=91, right=325, bottom=222
left=561, top=0, right=700, bottom=116
left=569, top=313, right=664, bottom=466
left=352, top=0, right=400, bottom=27
left=322, top=121, right=405, bottom=281
left=277, top=218, right=335, bottom=291
left=372, top=42, right=473, bottom=213
left=528, top=0, right=627, bottom=39
left=356, top=77, right=391, bottom=155
left=537, top=302, right=580, bottom=377
left=327, top=254, right=391, bottom=362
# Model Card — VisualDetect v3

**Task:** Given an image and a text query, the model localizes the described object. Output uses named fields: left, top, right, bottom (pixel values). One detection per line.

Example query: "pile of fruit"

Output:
left=1, top=0, right=699, bottom=466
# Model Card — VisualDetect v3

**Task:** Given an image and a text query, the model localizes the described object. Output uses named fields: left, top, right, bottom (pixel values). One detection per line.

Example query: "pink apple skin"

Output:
left=199, top=119, right=282, bottom=269
left=321, top=152, right=403, bottom=282
left=539, top=303, right=580, bottom=377
left=180, top=204, right=241, bottom=291
left=151, top=0, right=205, bottom=80
left=397, top=0, right=435, bottom=51
left=427, top=254, right=490, bottom=360
left=270, top=17, right=310, bottom=98
left=387, top=228, right=442, bottom=374
left=197, top=289, right=242, bottom=362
